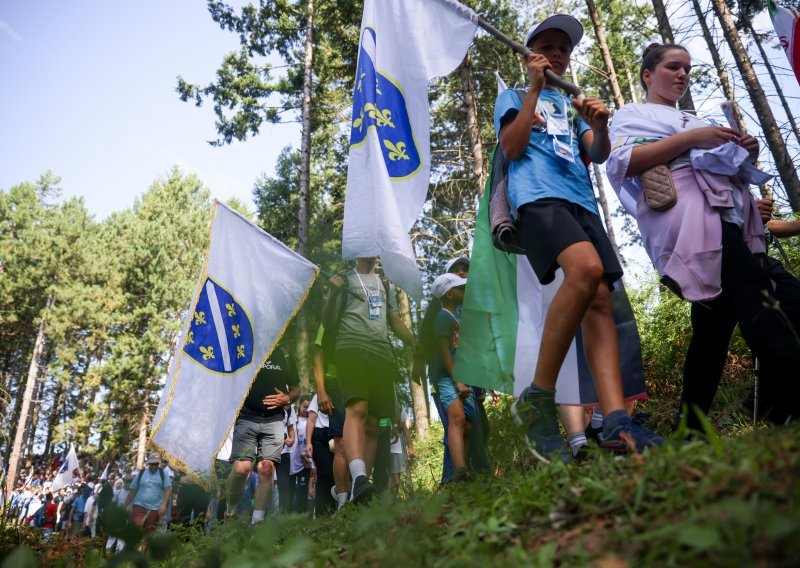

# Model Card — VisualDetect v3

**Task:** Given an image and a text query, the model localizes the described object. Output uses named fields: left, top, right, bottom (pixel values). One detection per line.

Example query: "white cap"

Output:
left=445, top=257, right=470, bottom=273
left=524, top=14, right=583, bottom=49
left=431, top=273, right=467, bottom=299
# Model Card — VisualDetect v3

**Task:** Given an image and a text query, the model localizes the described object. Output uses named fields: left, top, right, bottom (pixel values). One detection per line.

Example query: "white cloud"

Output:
left=0, top=20, right=22, bottom=45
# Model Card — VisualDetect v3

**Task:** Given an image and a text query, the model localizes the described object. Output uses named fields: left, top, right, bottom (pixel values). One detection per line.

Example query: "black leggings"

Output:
left=680, top=222, right=800, bottom=428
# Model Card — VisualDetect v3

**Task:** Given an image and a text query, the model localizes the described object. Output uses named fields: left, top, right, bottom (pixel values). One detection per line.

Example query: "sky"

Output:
left=0, top=0, right=299, bottom=220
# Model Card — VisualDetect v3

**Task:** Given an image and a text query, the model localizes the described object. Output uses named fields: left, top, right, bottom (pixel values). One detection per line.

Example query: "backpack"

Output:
left=489, top=89, right=591, bottom=255
left=135, top=467, right=165, bottom=491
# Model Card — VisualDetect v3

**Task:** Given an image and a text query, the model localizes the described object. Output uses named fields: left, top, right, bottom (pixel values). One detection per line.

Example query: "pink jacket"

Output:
left=635, top=167, right=765, bottom=302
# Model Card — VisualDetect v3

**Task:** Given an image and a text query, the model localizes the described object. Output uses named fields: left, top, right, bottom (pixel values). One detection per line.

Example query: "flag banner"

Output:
left=50, top=443, right=79, bottom=493
left=769, top=0, right=800, bottom=84
left=342, top=0, right=478, bottom=301
left=150, top=201, right=318, bottom=480
left=99, top=463, right=110, bottom=481
left=454, top=184, right=647, bottom=404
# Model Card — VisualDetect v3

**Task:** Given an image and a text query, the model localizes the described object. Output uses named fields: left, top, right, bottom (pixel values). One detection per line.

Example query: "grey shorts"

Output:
left=229, top=418, right=283, bottom=464
left=389, top=452, right=403, bottom=475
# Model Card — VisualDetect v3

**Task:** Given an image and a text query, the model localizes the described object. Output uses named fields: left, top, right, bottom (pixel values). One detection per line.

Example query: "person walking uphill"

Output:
left=606, top=43, right=800, bottom=429
left=495, top=14, right=664, bottom=463
left=226, top=341, right=300, bottom=524
left=323, top=256, right=417, bottom=504
left=124, top=453, right=172, bottom=533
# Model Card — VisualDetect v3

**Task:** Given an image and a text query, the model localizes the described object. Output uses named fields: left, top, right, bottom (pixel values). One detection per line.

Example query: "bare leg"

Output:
left=253, top=460, right=275, bottom=513
left=343, top=400, right=369, bottom=464
left=581, top=280, right=625, bottom=414
left=226, top=460, right=253, bottom=511
left=332, top=437, right=349, bottom=493
left=558, top=405, right=588, bottom=436
left=532, top=242, right=605, bottom=391
left=363, top=417, right=379, bottom=475
left=447, top=399, right=467, bottom=470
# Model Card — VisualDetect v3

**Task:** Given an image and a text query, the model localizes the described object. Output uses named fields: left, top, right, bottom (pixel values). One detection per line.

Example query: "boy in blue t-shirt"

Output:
left=430, top=273, right=473, bottom=481
left=495, top=14, right=663, bottom=462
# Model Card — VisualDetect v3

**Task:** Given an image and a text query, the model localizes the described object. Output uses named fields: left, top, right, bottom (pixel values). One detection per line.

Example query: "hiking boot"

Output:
left=512, top=385, right=564, bottom=464
left=452, top=467, right=474, bottom=482
left=585, top=423, right=603, bottom=443
left=602, top=415, right=665, bottom=453
left=350, top=475, right=376, bottom=505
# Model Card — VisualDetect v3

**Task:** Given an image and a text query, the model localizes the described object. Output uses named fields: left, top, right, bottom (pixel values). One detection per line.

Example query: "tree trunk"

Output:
left=5, top=295, right=52, bottom=498
left=708, top=0, right=800, bottom=208
left=136, top=397, right=150, bottom=469
left=397, top=290, right=429, bottom=439
left=745, top=21, right=800, bottom=147
left=43, top=378, right=65, bottom=457
left=24, top=363, right=48, bottom=458
left=295, top=0, right=315, bottom=389
left=650, top=0, right=697, bottom=110
left=584, top=0, right=625, bottom=110
left=459, top=54, right=487, bottom=195
left=624, top=67, right=640, bottom=104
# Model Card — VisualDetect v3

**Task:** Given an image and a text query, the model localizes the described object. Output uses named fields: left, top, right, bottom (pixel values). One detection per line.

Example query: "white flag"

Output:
left=50, top=444, right=79, bottom=493
left=150, top=202, right=318, bottom=479
left=99, top=463, right=110, bottom=481
left=343, top=0, right=478, bottom=301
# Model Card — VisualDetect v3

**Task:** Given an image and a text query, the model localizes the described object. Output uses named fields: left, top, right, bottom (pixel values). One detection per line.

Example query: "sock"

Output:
left=226, top=501, right=237, bottom=515
left=336, top=491, right=348, bottom=509
left=603, top=409, right=628, bottom=437
left=568, top=432, right=587, bottom=456
left=591, top=408, right=604, bottom=429
left=251, top=510, right=265, bottom=524
left=529, top=384, right=556, bottom=399
left=348, top=459, right=367, bottom=482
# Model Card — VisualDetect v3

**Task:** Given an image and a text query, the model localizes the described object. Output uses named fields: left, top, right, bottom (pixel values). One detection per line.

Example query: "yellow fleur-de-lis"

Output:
left=375, top=76, right=382, bottom=95
left=226, top=303, right=236, bottom=317
left=199, top=346, right=215, bottom=360
left=237, top=345, right=245, bottom=359
left=352, top=107, right=365, bottom=132
left=187, top=331, right=194, bottom=344
left=231, top=324, right=241, bottom=339
left=194, top=311, right=207, bottom=325
left=384, top=140, right=409, bottom=161
left=364, top=103, right=394, bottom=128
left=356, top=70, right=366, bottom=92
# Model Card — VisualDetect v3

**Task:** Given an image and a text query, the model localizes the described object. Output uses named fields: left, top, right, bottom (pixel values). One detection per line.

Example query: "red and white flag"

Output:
left=769, top=0, right=800, bottom=84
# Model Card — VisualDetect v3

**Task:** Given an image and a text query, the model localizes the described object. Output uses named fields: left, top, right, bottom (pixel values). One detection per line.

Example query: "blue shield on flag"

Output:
left=184, top=277, right=255, bottom=373
left=349, top=27, right=421, bottom=180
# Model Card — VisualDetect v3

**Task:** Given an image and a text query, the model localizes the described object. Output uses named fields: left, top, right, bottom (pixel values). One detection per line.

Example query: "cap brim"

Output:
left=525, top=14, right=583, bottom=49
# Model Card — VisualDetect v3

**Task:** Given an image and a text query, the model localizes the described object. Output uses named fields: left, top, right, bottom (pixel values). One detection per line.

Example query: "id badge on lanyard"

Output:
left=549, top=99, right=575, bottom=163
left=367, top=289, right=382, bottom=320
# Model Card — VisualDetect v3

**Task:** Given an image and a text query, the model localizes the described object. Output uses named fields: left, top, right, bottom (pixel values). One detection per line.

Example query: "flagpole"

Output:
left=474, top=15, right=585, bottom=101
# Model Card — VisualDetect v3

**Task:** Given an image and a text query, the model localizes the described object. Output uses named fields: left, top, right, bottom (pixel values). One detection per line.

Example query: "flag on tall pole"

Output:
left=769, top=0, right=800, bottom=84
left=150, top=202, right=318, bottom=480
left=343, top=0, right=478, bottom=301
left=50, top=443, right=79, bottom=493
left=453, top=175, right=647, bottom=404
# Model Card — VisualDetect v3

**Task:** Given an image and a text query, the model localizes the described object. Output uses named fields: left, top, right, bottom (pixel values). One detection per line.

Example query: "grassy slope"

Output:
left=5, top=404, right=800, bottom=567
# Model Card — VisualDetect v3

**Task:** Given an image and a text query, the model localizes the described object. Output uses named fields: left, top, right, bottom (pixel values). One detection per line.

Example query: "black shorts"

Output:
left=335, top=347, right=397, bottom=419
left=517, top=199, right=623, bottom=287
left=326, top=379, right=345, bottom=439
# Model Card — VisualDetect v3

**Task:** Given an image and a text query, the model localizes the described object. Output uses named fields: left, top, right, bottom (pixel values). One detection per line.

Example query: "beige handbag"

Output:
left=641, top=165, right=678, bottom=211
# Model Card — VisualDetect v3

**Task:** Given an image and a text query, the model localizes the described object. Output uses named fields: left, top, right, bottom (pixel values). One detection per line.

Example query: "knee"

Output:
left=257, top=460, right=275, bottom=478
left=233, top=461, right=252, bottom=476
left=564, top=261, right=604, bottom=297
left=346, top=403, right=369, bottom=422
left=586, top=283, right=613, bottom=316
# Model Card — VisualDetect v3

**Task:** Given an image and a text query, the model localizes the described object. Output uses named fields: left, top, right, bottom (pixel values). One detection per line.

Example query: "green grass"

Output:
left=6, top=409, right=799, bottom=567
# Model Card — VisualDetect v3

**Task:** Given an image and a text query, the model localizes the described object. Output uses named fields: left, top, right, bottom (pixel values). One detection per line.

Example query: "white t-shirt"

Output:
left=281, top=406, right=297, bottom=455
left=308, top=395, right=330, bottom=429
left=390, top=410, right=409, bottom=455
left=290, top=415, right=310, bottom=475
left=83, top=495, right=96, bottom=527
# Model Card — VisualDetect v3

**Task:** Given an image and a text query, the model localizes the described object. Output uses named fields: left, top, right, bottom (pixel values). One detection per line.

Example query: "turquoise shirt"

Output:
left=130, top=469, right=171, bottom=511
left=493, top=88, right=597, bottom=215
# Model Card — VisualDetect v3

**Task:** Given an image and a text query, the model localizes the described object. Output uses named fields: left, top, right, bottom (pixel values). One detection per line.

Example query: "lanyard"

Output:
left=441, top=308, right=460, bottom=325
left=354, top=271, right=379, bottom=303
